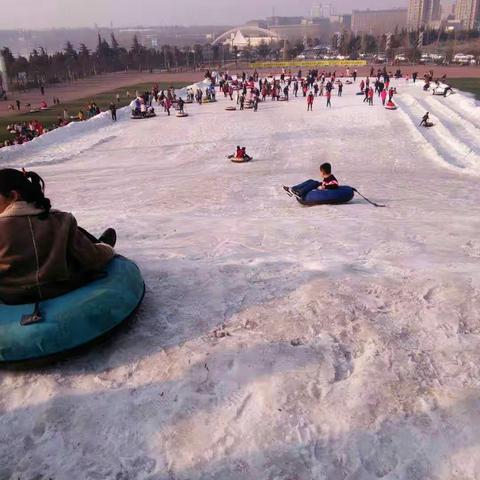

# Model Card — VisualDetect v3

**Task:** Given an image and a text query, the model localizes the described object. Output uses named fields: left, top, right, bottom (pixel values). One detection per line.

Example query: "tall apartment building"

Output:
left=311, top=4, right=333, bottom=18
left=407, top=0, right=441, bottom=29
left=351, top=9, right=407, bottom=35
left=454, top=0, right=480, bottom=29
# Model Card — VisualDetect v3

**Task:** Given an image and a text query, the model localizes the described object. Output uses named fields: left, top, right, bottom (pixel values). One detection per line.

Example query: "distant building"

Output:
left=351, top=9, right=407, bottom=35
left=311, top=5, right=322, bottom=18
left=311, top=3, right=333, bottom=18
left=0, top=52, right=8, bottom=93
left=266, top=16, right=305, bottom=26
left=407, top=0, right=442, bottom=30
left=212, top=26, right=280, bottom=49
left=245, top=20, right=269, bottom=29
left=268, top=18, right=331, bottom=43
left=330, top=14, right=352, bottom=31
left=322, top=4, right=333, bottom=18
left=454, top=0, right=480, bottom=29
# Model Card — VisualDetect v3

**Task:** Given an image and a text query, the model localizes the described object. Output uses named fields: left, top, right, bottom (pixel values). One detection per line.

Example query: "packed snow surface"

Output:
left=1, top=79, right=480, bottom=480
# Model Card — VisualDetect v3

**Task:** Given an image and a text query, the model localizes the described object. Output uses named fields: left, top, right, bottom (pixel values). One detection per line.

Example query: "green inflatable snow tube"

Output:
left=0, top=256, right=145, bottom=364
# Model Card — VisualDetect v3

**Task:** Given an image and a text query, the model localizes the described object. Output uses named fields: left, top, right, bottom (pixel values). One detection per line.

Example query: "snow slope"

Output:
left=1, top=78, right=480, bottom=480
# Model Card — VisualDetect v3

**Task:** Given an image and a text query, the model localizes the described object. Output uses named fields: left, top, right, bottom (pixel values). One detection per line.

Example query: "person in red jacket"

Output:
left=307, top=91, right=314, bottom=111
left=261, top=86, right=267, bottom=101
left=368, top=87, right=374, bottom=106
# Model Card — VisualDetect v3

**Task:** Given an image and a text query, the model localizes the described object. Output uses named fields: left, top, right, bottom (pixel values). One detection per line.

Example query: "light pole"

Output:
left=0, top=51, right=9, bottom=94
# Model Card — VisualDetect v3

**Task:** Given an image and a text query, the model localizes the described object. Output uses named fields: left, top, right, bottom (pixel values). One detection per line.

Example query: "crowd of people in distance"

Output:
left=1, top=64, right=453, bottom=150
left=1, top=118, right=70, bottom=148
left=214, top=66, right=402, bottom=112
left=1, top=99, right=105, bottom=149
left=129, top=83, right=212, bottom=118
left=131, top=92, right=156, bottom=118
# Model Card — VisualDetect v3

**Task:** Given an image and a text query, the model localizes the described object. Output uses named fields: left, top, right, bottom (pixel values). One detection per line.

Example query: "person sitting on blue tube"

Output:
left=0, top=168, right=116, bottom=305
left=283, top=162, right=339, bottom=200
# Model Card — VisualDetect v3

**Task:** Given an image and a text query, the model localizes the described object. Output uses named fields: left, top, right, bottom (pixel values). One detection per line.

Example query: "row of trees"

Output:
left=1, top=27, right=479, bottom=91
left=1, top=34, right=212, bottom=90
left=332, top=28, right=480, bottom=62
left=217, top=27, right=480, bottom=64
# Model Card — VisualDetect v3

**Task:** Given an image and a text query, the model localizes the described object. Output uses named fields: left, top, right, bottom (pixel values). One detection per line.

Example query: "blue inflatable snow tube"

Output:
left=0, top=256, right=145, bottom=364
left=297, top=186, right=355, bottom=206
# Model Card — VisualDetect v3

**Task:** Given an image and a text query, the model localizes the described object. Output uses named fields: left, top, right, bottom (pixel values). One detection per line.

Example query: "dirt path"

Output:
left=0, top=70, right=203, bottom=118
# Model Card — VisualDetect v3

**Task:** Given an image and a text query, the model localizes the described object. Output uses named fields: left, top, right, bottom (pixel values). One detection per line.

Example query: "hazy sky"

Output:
left=0, top=0, right=413, bottom=29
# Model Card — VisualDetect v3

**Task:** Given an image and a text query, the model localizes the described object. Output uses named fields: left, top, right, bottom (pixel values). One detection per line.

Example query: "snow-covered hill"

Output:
left=1, top=77, right=480, bottom=480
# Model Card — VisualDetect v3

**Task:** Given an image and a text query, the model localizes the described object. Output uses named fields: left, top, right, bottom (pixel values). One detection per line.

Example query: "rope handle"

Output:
left=352, top=188, right=386, bottom=208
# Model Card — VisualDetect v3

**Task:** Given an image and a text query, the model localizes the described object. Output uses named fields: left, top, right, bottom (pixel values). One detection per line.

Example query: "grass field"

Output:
left=448, top=78, right=480, bottom=101
left=0, top=81, right=186, bottom=144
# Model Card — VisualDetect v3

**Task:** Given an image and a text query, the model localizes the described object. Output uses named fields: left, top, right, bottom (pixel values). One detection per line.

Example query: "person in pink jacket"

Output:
left=164, top=98, right=172, bottom=116
left=380, top=89, right=387, bottom=106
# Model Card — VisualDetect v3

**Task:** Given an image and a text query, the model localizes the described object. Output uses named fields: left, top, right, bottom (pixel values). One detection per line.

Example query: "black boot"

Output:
left=99, top=228, right=117, bottom=247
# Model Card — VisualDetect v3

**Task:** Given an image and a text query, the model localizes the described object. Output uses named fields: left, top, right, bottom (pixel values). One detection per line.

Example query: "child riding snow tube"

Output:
left=0, top=256, right=145, bottom=364
left=297, top=186, right=355, bottom=206
left=385, top=100, right=397, bottom=110
left=228, top=146, right=252, bottom=163
left=231, top=156, right=252, bottom=163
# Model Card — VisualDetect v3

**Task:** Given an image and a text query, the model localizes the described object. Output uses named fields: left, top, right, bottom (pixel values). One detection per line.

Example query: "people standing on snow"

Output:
left=177, top=97, right=185, bottom=114
left=363, top=87, right=369, bottom=103
left=353, top=69, right=357, bottom=82
left=326, top=90, right=332, bottom=108
left=380, top=89, right=387, bottom=106
left=337, top=81, right=343, bottom=97
left=377, top=80, right=384, bottom=96
left=253, top=94, right=259, bottom=112
left=164, top=98, right=172, bottom=116
left=293, top=80, right=299, bottom=97
left=109, top=102, right=117, bottom=121
left=261, top=85, right=267, bottom=101
left=307, top=91, right=314, bottom=111
left=368, top=87, right=374, bottom=106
